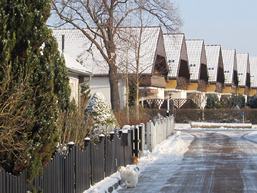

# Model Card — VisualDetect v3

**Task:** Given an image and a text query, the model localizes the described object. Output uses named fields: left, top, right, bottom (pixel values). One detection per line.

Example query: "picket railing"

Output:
left=0, top=116, right=174, bottom=193
left=146, top=115, right=175, bottom=152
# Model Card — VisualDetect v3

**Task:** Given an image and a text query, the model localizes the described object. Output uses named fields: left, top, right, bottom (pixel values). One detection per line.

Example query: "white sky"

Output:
left=176, top=0, right=257, bottom=57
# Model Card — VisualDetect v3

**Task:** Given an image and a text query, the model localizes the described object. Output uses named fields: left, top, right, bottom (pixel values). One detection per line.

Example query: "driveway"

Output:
left=117, top=130, right=257, bottom=193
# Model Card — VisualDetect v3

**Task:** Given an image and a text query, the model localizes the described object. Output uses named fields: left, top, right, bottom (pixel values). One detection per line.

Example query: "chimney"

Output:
left=62, top=34, right=65, bottom=53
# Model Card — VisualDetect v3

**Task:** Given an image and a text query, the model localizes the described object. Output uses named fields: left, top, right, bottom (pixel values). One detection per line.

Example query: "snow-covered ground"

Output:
left=84, top=123, right=257, bottom=193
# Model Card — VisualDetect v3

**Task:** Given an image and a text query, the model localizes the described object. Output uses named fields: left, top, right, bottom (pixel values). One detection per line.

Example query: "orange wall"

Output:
left=249, top=89, right=257, bottom=96
left=237, top=87, right=245, bottom=95
left=187, top=83, right=198, bottom=91
left=222, top=86, right=232, bottom=94
left=166, top=80, right=177, bottom=89
left=206, top=84, right=216, bottom=92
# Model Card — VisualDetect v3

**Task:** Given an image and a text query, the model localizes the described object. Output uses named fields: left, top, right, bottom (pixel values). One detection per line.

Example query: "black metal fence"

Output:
left=0, top=167, right=27, bottom=193
left=0, top=126, right=144, bottom=193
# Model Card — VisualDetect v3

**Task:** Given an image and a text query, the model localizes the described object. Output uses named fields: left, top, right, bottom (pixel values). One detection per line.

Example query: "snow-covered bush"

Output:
left=84, top=92, right=119, bottom=139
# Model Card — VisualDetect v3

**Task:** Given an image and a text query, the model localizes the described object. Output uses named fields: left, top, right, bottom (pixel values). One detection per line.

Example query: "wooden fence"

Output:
left=0, top=118, right=174, bottom=193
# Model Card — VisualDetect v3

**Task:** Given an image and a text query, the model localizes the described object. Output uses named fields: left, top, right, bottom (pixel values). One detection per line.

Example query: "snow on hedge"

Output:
left=84, top=92, right=119, bottom=137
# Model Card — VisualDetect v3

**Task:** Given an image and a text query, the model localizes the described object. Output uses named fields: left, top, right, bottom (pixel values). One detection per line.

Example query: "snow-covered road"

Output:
left=118, top=130, right=257, bottom=193
left=85, top=124, right=257, bottom=193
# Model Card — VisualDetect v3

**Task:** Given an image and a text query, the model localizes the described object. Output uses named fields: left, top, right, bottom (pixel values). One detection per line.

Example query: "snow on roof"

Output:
left=222, top=49, right=237, bottom=85
left=205, top=45, right=223, bottom=82
left=52, top=27, right=162, bottom=75
left=249, top=57, right=257, bottom=88
left=163, top=33, right=187, bottom=77
left=116, top=27, right=162, bottom=74
left=62, top=51, right=91, bottom=75
left=185, top=39, right=206, bottom=81
left=53, top=28, right=108, bottom=75
left=236, top=53, right=250, bottom=87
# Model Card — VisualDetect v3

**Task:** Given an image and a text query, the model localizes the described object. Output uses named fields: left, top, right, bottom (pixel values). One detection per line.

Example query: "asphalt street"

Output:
left=117, top=130, right=257, bottom=193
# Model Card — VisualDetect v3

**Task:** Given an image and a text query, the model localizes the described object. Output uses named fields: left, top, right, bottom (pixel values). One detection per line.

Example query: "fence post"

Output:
left=110, top=132, right=115, bottom=141
left=84, top=137, right=90, bottom=149
left=146, top=120, right=153, bottom=152
left=68, top=141, right=75, bottom=151
left=100, top=134, right=105, bottom=179
left=139, top=123, right=145, bottom=157
left=99, top=134, right=105, bottom=142
left=67, top=142, right=76, bottom=192
left=134, top=127, right=139, bottom=157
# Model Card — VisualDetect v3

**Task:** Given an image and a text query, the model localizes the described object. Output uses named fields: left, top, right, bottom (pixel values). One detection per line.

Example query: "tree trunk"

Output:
left=109, top=62, right=120, bottom=112
left=135, top=75, right=140, bottom=121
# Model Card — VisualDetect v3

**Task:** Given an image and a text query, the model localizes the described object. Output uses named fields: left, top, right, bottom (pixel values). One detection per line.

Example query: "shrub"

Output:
left=84, top=92, right=119, bottom=140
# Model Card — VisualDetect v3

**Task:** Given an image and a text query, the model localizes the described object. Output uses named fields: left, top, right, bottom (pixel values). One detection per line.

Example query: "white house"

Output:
left=236, top=53, right=250, bottom=96
left=221, top=49, right=238, bottom=94
left=249, top=57, right=257, bottom=95
left=185, top=39, right=209, bottom=108
left=63, top=52, right=91, bottom=105
left=53, top=27, right=169, bottom=109
left=205, top=45, right=225, bottom=94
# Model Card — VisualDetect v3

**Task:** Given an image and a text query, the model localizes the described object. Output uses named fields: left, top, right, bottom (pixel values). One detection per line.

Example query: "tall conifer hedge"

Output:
left=0, top=0, right=71, bottom=181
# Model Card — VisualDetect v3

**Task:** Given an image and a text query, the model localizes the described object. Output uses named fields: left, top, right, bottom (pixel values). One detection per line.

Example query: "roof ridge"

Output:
left=186, top=39, right=204, bottom=41
left=237, top=53, right=249, bottom=55
left=222, top=49, right=236, bottom=51
left=205, top=44, right=221, bottom=47
left=163, top=33, right=185, bottom=35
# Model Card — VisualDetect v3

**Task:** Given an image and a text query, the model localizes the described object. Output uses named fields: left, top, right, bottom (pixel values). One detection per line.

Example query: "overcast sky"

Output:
left=176, top=0, right=257, bottom=57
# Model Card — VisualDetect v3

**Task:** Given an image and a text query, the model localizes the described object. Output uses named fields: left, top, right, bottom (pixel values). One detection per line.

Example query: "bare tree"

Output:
left=117, top=3, right=174, bottom=120
left=51, top=0, right=182, bottom=112
left=0, top=66, right=38, bottom=172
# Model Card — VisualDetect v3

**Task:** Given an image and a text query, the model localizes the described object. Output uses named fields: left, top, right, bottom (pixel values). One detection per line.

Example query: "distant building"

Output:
left=163, top=33, right=191, bottom=109
left=221, top=49, right=238, bottom=94
left=205, top=45, right=225, bottom=93
left=186, top=39, right=209, bottom=92
left=249, top=57, right=257, bottom=95
left=164, top=34, right=190, bottom=92
left=236, top=53, right=250, bottom=95
left=185, top=39, right=209, bottom=108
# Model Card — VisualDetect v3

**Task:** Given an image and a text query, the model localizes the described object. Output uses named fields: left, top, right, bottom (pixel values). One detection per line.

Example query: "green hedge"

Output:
left=152, top=109, right=257, bottom=124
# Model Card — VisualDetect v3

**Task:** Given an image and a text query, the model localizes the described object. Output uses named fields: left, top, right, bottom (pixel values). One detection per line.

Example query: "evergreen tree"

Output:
left=85, top=92, right=119, bottom=141
left=80, top=80, right=91, bottom=110
left=246, top=95, right=257, bottom=108
left=219, top=95, right=229, bottom=109
left=0, top=0, right=70, bottom=181
left=129, top=80, right=137, bottom=107
left=205, top=94, right=219, bottom=109
left=228, top=94, right=245, bottom=109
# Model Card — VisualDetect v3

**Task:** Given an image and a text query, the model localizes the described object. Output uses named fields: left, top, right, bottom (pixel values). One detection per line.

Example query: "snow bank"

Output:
left=191, top=122, right=252, bottom=129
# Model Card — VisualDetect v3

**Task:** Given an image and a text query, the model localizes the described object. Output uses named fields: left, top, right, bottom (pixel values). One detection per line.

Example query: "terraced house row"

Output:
left=52, top=27, right=257, bottom=109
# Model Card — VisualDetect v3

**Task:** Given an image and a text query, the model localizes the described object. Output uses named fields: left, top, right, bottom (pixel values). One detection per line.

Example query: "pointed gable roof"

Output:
left=205, top=45, right=224, bottom=83
left=221, top=49, right=237, bottom=85
left=249, top=57, right=257, bottom=88
left=163, top=33, right=189, bottom=78
left=237, top=53, right=250, bottom=87
left=52, top=27, right=166, bottom=76
left=185, top=39, right=207, bottom=81
left=116, top=27, right=167, bottom=75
